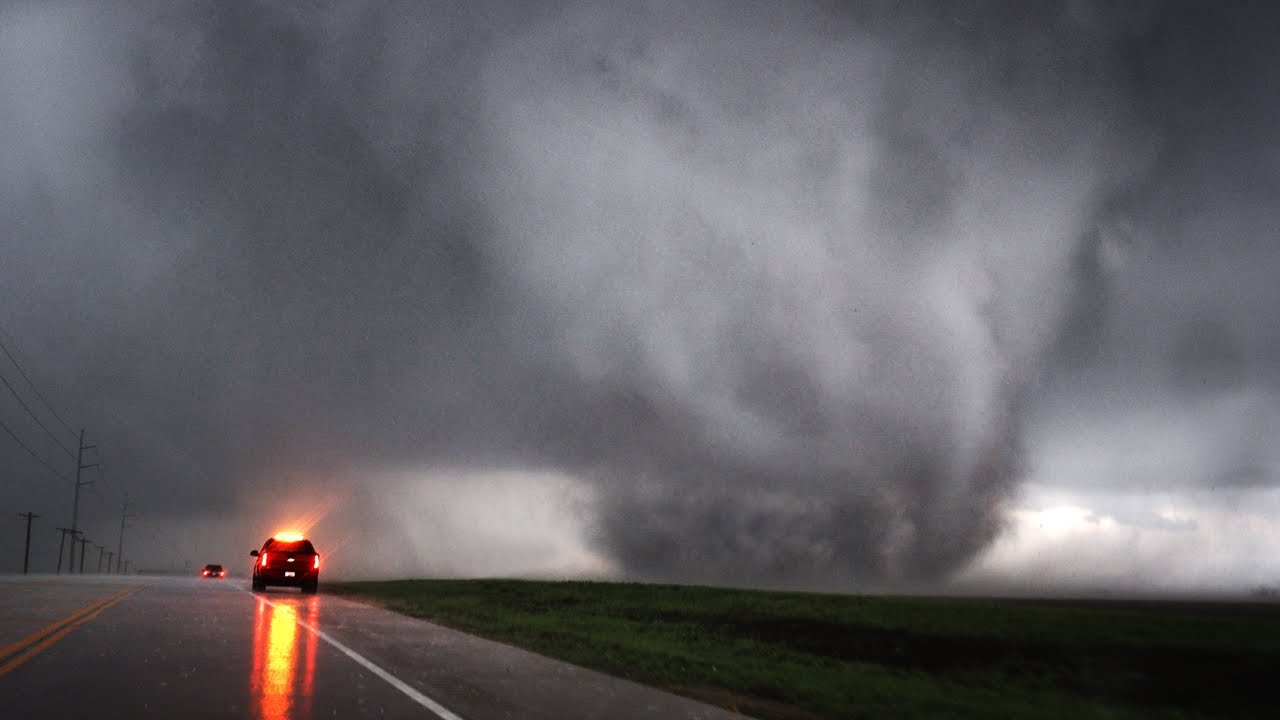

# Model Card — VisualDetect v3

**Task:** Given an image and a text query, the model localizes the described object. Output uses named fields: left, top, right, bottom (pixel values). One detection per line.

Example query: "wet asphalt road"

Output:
left=0, top=575, right=750, bottom=720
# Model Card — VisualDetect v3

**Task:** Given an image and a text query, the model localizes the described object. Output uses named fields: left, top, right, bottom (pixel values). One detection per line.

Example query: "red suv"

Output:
left=250, top=534, right=320, bottom=593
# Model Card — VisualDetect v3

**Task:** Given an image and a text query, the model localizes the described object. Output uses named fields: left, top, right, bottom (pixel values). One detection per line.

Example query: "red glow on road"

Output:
left=250, top=598, right=319, bottom=720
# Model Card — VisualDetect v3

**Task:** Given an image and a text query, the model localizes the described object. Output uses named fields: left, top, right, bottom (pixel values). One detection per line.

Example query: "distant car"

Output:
left=201, top=564, right=226, bottom=578
left=250, top=533, right=319, bottom=593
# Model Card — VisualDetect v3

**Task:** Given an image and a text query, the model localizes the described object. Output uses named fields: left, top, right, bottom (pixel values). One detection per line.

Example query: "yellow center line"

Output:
left=0, top=585, right=143, bottom=676
left=0, top=588, right=132, bottom=660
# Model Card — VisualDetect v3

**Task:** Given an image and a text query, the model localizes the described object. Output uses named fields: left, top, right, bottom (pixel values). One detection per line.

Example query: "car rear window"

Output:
left=206, top=565, right=223, bottom=571
left=265, top=539, right=316, bottom=554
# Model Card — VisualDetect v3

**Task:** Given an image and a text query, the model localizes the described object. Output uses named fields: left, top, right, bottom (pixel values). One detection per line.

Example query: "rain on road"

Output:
left=0, top=575, right=746, bottom=720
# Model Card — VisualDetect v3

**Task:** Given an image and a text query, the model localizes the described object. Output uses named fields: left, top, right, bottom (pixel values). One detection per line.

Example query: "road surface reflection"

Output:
left=250, top=596, right=319, bottom=720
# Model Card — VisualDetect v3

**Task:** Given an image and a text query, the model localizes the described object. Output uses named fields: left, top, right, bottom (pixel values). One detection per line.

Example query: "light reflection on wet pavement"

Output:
left=250, top=596, right=319, bottom=720
left=0, top=576, right=430, bottom=719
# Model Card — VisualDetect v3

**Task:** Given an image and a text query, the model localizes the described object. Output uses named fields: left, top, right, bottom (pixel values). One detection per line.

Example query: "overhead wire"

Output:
left=0, top=372, right=76, bottom=459
left=0, top=417, right=71, bottom=483
left=0, top=324, right=78, bottom=439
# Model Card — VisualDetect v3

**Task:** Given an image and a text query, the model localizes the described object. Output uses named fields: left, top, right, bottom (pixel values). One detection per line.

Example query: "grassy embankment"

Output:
left=326, top=579, right=1280, bottom=719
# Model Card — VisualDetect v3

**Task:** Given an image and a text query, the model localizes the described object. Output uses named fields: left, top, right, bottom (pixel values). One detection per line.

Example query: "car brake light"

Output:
left=202, top=570, right=209, bottom=576
left=313, top=555, right=320, bottom=569
left=260, top=552, right=268, bottom=568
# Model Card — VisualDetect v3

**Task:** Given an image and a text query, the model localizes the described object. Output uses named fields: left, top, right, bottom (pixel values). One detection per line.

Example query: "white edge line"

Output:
left=254, top=593, right=466, bottom=720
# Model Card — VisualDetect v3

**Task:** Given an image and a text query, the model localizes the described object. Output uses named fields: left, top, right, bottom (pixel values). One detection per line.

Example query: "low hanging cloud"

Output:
left=468, top=2, right=1154, bottom=585
left=3, top=1, right=1277, bottom=589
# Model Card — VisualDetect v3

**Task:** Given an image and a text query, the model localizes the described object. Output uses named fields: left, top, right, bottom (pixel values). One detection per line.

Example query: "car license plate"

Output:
left=285, top=571, right=295, bottom=577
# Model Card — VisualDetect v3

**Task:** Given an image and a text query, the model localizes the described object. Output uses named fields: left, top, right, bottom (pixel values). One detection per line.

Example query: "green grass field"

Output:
left=325, top=579, right=1280, bottom=719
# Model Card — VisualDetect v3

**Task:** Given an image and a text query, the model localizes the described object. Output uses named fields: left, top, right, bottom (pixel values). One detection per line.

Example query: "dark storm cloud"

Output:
left=471, top=0, right=1157, bottom=585
left=1031, top=0, right=1280, bottom=509
left=3, top=0, right=1278, bottom=585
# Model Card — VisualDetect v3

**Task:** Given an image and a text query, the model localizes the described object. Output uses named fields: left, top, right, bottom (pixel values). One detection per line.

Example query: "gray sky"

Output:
left=2, top=0, right=1279, bottom=593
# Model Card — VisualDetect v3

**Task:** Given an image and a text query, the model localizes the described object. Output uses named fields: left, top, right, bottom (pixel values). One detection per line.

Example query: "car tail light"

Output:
left=202, top=570, right=209, bottom=576
left=260, top=552, right=268, bottom=568
left=313, top=555, right=320, bottom=570
left=219, top=570, right=226, bottom=577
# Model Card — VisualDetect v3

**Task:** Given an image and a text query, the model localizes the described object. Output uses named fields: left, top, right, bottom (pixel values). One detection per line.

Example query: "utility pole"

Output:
left=68, top=530, right=83, bottom=573
left=95, top=544, right=105, bottom=573
left=18, top=512, right=39, bottom=574
left=68, top=429, right=99, bottom=573
left=121, top=559, right=130, bottom=575
left=55, top=527, right=73, bottom=574
left=105, top=550, right=114, bottom=574
left=77, top=535, right=90, bottom=574
left=117, top=495, right=134, bottom=575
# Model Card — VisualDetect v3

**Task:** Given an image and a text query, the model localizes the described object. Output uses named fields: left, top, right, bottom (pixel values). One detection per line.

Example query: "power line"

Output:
left=56, top=527, right=74, bottom=574
left=18, top=512, right=40, bottom=574
left=117, top=495, right=135, bottom=575
left=0, top=417, right=70, bottom=483
left=0, top=325, right=77, bottom=439
left=0, top=371, right=76, bottom=459
left=68, top=430, right=99, bottom=572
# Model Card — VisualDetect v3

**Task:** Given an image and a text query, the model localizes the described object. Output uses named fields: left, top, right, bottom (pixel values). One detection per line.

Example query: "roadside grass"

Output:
left=325, top=579, right=1280, bottom=719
